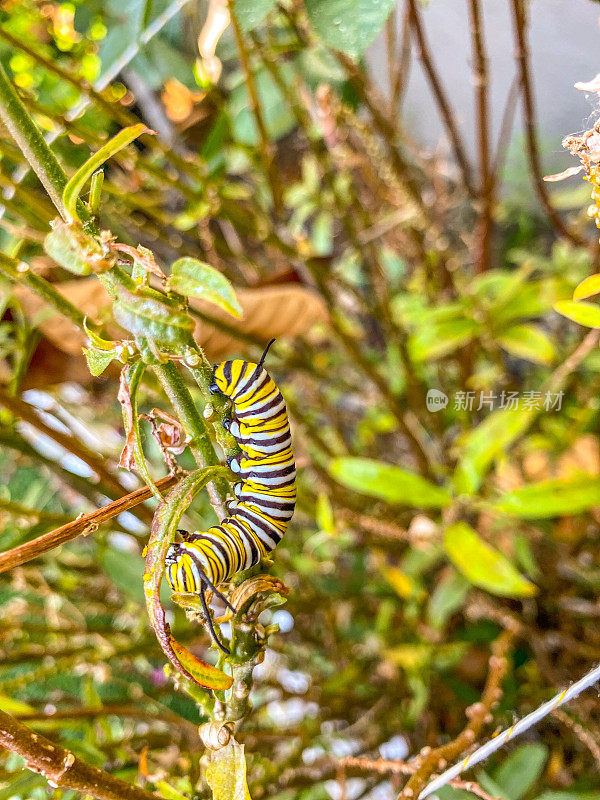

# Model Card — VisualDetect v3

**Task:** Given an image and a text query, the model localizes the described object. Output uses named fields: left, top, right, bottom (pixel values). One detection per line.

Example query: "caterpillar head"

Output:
left=209, top=340, right=276, bottom=398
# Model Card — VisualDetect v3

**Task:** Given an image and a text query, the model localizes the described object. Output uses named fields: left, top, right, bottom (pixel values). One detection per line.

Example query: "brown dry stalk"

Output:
left=397, top=629, right=514, bottom=799
left=339, top=758, right=499, bottom=800
left=406, top=0, right=475, bottom=197
left=0, top=708, right=159, bottom=800
left=509, top=0, right=588, bottom=248
left=0, top=473, right=180, bottom=573
left=468, top=0, right=494, bottom=273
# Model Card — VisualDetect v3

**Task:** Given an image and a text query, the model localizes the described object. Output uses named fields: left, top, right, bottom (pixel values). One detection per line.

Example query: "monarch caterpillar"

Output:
left=165, top=340, right=296, bottom=653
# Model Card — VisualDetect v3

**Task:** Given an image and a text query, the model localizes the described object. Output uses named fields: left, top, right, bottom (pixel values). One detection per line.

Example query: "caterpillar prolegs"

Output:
left=165, top=341, right=296, bottom=653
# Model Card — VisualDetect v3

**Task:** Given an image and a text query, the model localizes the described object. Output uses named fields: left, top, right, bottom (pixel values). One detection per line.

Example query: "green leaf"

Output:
left=453, top=406, right=536, bottom=495
left=573, top=273, right=600, bottom=301
left=494, top=475, right=600, bottom=519
left=444, top=522, right=537, bottom=598
left=168, top=258, right=242, bottom=318
left=228, top=65, right=295, bottom=145
left=63, top=124, right=150, bottom=221
left=328, top=457, right=452, bottom=508
left=44, top=220, right=104, bottom=276
left=427, top=570, right=470, bottom=630
left=554, top=300, right=600, bottom=328
left=497, top=324, right=556, bottom=365
left=206, top=743, right=252, bottom=800
left=113, top=286, right=195, bottom=349
left=304, top=0, right=396, bottom=59
left=83, top=346, right=118, bottom=376
left=493, top=743, right=548, bottom=800
left=234, top=0, right=276, bottom=31
left=408, top=318, right=479, bottom=362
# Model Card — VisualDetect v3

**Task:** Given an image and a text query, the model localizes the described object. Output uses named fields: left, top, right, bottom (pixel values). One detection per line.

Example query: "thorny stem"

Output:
left=0, top=708, right=160, bottom=800
left=406, top=0, right=475, bottom=197
left=468, top=0, right=494, bottom=273
left=0, top=473, right=180, bottom=574
left=509, top=0, right=588, bottom=248
left=0, top=62, right=88, bottom=222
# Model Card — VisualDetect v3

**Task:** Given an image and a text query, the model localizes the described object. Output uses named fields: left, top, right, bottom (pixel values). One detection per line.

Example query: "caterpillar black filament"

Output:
left=165, top=341, right=296, bottom=653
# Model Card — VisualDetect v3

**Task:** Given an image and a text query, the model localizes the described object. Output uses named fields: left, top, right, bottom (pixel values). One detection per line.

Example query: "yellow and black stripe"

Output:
left=165, top=347, right=296, bottom=628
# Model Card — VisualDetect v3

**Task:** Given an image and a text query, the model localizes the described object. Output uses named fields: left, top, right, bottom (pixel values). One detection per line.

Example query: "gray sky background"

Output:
left=368, top=1, right=600, bottom=195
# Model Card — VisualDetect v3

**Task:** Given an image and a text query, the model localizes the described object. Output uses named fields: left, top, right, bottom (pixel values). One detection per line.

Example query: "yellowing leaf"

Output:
left=554, top=300, right=600, bottom=328
left=0, top=694, right=35, bottom=714
left=328, top=457, right=452, bottom=508
left=573, top=274, right=600, bottom=301
left=381, top=566, right=414, bottom=599
left=444, top=522, right=537, bottom=598
left=168, top=258, right=242, bottom=318
left=206, top=743, right=252, bottom=800
left=170, top=637, right=232, bottom=691
left=15, top=279, right=329, bottom=364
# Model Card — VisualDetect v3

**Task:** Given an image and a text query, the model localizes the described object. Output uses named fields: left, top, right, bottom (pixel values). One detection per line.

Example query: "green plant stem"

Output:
left=0, top=252, right=95, bottom=333
left=153, top=361, right=229, bottom=517
left=0, top=62, right=88, bottom=222
left=228, top=0, right=283, bottom=215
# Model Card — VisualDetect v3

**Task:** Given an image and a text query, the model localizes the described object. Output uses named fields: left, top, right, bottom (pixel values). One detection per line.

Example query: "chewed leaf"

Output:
left=444, top=522, right=537, bottom=598
left=543, top=165, right=584, bottom=182
left=229, top=575, right=290, bottom=613
left=168, top=258, right=242, bottom=318
left=83, top=346, right=118, bottom=376
left=206, top=743, right=252, bottom=800
left=170, top=636, right=232, bottom=691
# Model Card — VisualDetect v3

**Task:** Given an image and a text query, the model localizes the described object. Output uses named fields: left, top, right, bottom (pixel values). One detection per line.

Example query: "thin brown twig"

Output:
left=390, top=2, right=412, bottom=114
left=509, top=0, right=588, bottom=248
left=397, top=629, right=514, bottom=799
left=407, top=0, right=475, bottom=196
left=0, top=386, right=150, bottom=520
left=339, top=758, right=499, bottom=800
left=0, top=708, right=160, bottom=800
left=552, top=709, right=600, bottom=772
left=468, top=0, right=493, bottom=272
left=0, top=473, right=180, bottom=574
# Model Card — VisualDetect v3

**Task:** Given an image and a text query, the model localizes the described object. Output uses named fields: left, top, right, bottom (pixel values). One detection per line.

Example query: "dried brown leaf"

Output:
left=543, top=165, right=584, bottom=182
left=11, top=279, right=329, bottom=382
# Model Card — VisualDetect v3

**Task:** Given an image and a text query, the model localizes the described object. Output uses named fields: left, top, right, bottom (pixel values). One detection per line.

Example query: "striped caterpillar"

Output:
left=165, top=341, right=296, bottom=652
